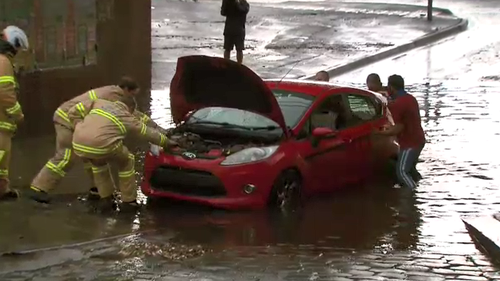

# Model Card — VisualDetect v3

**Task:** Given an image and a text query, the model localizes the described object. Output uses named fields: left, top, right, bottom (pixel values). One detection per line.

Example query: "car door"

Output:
left=296, top=95, right=351, bottom=193
left=340, top=92, right=381, bottom=181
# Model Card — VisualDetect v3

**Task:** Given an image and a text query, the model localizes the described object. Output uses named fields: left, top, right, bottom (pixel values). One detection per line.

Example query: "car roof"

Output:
left=264, top=78, right=387, bottom=104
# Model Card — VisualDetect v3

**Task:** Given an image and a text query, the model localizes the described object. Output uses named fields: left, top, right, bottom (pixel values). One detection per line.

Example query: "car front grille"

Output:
left=149, top=165, right=227, bottom=197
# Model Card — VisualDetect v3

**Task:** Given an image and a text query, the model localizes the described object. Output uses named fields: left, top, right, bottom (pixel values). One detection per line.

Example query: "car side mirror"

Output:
left=312, top=127, right=336, bottom=138
left=311, top=127, right=337, bottom=147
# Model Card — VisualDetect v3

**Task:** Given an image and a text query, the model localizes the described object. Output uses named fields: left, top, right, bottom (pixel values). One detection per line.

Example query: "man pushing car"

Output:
left=373, top=75, right=425, bottom=189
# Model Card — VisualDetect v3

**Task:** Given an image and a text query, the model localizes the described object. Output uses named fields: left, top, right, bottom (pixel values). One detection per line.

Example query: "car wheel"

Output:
left=268, top=169, right=302, bottom=210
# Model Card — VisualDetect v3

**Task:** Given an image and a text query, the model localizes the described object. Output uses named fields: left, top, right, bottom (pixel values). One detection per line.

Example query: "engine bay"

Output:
left=165, top=126, right=278, bottom=157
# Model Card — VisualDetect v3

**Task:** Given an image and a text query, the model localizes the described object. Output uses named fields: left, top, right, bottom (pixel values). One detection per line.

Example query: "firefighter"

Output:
left=0, top=26, right=29, bottom=201
left=28, top=77, right=163, bottom=203
left=67, top=95, right=176, bottom=212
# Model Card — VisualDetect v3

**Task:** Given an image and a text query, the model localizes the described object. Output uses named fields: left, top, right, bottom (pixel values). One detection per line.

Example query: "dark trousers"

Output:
left=223, top=33, right=245, bottom=51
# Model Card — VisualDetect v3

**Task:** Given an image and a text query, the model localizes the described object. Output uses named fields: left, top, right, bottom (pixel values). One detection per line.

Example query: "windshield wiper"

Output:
left=188, top=120, right=250, bottom=130
left=188, top=121, right=279, bottom=131
left=246, top=125, right=280, bottom=131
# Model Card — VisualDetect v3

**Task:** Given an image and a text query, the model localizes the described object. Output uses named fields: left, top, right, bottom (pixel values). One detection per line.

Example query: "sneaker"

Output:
left=87, top=187, right=100, bottom=201
left=27, top=186, right=51, bottom=204
left=0, top=188, right=19, bottom=201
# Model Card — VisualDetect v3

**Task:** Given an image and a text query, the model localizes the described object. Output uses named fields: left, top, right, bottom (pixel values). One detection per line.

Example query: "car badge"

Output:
left=182, top=152, right=196, bottom=160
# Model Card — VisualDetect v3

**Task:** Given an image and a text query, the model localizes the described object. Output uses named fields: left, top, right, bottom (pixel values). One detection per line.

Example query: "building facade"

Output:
left=0, top=0, right=152, bottom=137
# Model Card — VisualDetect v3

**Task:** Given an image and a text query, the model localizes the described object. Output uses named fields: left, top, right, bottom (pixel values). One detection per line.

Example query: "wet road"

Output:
left=3, top=0, right=500, bottom=280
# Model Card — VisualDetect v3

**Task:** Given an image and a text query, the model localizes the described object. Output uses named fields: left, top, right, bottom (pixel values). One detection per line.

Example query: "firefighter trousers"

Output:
left=31, top=123, right=94, bottom=193
left=74, top=143, right=136, bottom=203
left=0, top=131, right=12, bottom=194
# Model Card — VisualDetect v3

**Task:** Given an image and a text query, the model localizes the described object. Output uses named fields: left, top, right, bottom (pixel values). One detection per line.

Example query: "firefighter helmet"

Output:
left=2, top=26, right=29, bottom=50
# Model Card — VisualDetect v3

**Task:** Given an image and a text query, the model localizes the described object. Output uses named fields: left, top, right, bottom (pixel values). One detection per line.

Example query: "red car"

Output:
left=141, top=55, right=398, bottom=210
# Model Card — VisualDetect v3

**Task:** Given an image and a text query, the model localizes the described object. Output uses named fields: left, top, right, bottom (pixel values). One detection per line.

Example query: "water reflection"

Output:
left=141, top=184, right=421, bottom=253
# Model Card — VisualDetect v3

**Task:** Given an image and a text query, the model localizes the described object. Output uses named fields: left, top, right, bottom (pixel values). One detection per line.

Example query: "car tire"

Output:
left=268, top=169, right=302, bottom=210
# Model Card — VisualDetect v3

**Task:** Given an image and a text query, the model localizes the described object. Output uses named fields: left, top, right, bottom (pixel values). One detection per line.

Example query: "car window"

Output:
left=346, top=94, right=378, bottom=122
left=296, top=95, right=346, bottom=139
left=273, top=89, right=315, bottom=128
left=310, top=96, right=343, bottom=131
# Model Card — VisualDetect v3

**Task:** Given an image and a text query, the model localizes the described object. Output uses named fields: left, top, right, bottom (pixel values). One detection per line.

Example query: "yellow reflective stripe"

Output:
left=72, top=141, right=122, bottom=155
left=30, top=186, right=42, bottom=192
left=89, top=109, right=126, bottom=134
left=159, top=134, right=166, bottom=147
left=76, top=103, right=86, bottom=118
left=128, top=153, right=135, bottom=160
left=5, top=102, right=21, bottom=115
left=0, top=121, right=16, bottom=131
left=45, top=161, right=65, bottom=177
left=56, top=149, right=72, bottom=170
left=0, top=150, right=5, bottom=162
left=141, top=114, right=150, bottom=123
left=88, top=90, right=98, bottom=101
left=91, top=165, right=109, bottom=174
left=140, top=123, right=147, bottom=135
left=0, top=76, right=15, bottom=84
left=115, top=101, right=128, bottom=109
left=118, top=169, right=135, bottom=178
left=56, top=108, right=70, bottom=123
left=0, top=169, right=8, bottom=176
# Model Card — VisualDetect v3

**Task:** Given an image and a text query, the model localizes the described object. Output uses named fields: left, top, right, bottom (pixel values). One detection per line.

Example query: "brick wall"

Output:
left=12, top=0, right=152, bottom=138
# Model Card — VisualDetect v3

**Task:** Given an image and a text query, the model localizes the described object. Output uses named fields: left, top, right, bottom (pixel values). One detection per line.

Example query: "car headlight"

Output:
left=220, top=146, right=279, bottom=166
left=150, top=144, right=162, bottom=157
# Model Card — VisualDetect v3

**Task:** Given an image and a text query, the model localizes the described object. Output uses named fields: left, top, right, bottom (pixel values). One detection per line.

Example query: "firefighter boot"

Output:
left=83, top=161, right=100, bottom=201
left=95, top=196, right=118, bottom=213
left=0, top=179, right=19, bottom=201
left=119, top=200, right=142, bottom=213
left=87, top=187, right=100, bottom=201
left=27, top=186, right=51, bottom=204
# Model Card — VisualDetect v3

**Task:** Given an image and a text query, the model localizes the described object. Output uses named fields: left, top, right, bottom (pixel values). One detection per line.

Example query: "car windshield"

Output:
left=273, top=89, right=315, bottom=127
left=187, top=107, right=281, bottom=130
left=186, top=89, right=314, bottom=130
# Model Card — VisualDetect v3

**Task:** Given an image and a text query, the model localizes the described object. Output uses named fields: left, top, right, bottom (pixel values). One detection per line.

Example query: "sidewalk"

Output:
left=152, top=0, right=463, bottom=89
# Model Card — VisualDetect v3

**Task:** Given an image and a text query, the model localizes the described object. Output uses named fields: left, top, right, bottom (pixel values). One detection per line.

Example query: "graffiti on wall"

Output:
left=0, top=0, right=97, bottom=72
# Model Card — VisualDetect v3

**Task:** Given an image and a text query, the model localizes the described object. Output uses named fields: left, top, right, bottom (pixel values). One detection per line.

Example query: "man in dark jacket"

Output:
left=221, top=0, right=250, bottom=64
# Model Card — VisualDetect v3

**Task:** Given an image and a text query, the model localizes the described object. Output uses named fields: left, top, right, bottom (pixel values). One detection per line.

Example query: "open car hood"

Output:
left=169, top=55, right=288, bottom=132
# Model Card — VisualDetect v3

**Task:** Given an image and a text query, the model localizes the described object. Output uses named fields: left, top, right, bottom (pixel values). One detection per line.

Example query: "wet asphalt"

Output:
left=2, top=0, right=500, bottom=280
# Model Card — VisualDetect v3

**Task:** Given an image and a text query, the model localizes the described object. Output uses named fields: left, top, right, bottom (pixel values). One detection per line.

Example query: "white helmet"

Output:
left=2, top=26, right=29, bottom=50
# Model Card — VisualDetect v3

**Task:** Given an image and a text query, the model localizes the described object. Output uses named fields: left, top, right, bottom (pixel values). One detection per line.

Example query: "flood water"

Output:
left=3, top=75, right=499, bottom=279
left=2, top=0, right=500, bottom=280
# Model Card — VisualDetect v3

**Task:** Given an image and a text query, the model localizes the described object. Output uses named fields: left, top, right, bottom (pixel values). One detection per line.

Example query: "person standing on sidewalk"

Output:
left=221, top=0, right=250, bottom=64
left=0, top=26, right=29, bottom=201
left=373, top=75, right=425, bottom=189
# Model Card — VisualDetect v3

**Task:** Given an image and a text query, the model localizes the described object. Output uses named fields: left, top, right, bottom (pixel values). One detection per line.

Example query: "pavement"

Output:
left=151, top=0, right=464, bottom=89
